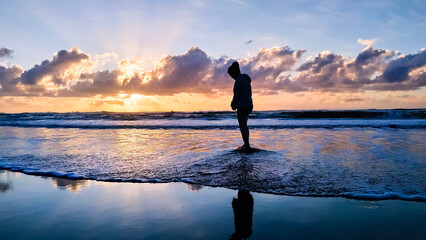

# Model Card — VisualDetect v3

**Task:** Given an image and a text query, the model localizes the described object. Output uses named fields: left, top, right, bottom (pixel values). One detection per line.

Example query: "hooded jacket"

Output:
left=231, top=74, right=253, bottom=110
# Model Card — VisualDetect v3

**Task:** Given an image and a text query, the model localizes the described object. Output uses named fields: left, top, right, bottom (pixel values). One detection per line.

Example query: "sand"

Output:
left=0, top=169, right=425, bottom=240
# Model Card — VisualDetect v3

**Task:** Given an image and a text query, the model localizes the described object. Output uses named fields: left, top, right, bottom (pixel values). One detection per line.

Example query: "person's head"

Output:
left=228, top=61, right=241, bottom=80
left=238, top=190, right=252, bottom=200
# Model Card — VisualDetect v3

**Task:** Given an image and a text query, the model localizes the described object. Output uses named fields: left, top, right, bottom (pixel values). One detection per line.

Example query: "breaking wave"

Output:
left=0, top=109, right=425, bottom=129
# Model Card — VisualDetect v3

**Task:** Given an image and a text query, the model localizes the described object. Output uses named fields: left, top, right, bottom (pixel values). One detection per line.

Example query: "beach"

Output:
left=0, top=110, right=425, bottom=239
left=1, top=169, right=425, bottom=240
left=0, top=111, right=425, bottom=201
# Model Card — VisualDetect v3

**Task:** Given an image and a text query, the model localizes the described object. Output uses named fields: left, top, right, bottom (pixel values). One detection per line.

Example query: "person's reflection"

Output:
left=230, top=190, right=254, bottom=240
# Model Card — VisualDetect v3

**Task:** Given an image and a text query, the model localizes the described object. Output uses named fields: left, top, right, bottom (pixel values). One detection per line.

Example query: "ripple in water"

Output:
left=0, top=127, right=425, bottom=201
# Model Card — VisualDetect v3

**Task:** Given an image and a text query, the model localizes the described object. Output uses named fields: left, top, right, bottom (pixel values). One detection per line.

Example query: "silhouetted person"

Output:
left=230, top=190, right=254, bottom=240
left=228, top=61, right=253, bottom=151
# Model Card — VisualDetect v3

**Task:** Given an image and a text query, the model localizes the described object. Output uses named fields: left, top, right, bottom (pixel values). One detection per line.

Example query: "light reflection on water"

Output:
left=51, top=178, right=90, bottom=193
left=1, top=171, right=425, bottom=240
left=1, top=168, right=91, bottom=193
left=0, top=170, right=13, bottom=193
left=0, top=126, right=425, bottom=199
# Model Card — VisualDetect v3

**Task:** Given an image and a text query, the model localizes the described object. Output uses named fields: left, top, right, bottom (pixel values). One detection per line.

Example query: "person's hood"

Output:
left=241, top=74, right=251, bottom=83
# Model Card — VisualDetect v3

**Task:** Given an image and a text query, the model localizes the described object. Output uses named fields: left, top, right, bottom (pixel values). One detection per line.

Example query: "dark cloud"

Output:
left=355, top=47, right=388, bottom=65
left=365, top=49, right=426, bottom=91
left=382, top=50, right=426, bottom=83
left=344, top=97, right=366, bottom=102
left=58, top=70, right=120, bottom=97
left=0, top=65, right=23, bottom=96
left=0, top=48, right=13, bottom=58
left=136, top=47, right=213, bottom=94
left=19, top=47, right=88, bottom=85
left=299, top=53, right=336, bottom=73
left=207, top=56, right=236, bottom=90
left=294, top=51, right=349, bottom=91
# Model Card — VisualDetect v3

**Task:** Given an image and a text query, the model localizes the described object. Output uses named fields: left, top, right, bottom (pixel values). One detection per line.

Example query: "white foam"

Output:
left=1, top=124, right=425, bottom=202
left=341, top=192, right=426, bottom=201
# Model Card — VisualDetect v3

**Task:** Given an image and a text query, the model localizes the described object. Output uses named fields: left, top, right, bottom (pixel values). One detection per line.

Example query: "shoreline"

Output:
left=1, top=169, right=426, bottom=239
left=1, top=166, right=425, bottom=202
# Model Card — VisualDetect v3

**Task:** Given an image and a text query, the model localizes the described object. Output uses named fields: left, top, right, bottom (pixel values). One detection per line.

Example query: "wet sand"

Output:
left=0, top=169, right=425, bottom=240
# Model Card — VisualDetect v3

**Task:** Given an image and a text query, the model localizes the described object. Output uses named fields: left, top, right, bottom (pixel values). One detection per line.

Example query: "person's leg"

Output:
left=237, top=111, right=250, bottom=147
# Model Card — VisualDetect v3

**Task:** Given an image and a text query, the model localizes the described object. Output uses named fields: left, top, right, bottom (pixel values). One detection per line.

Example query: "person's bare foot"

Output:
left=237, top=144, right=251, bottom=150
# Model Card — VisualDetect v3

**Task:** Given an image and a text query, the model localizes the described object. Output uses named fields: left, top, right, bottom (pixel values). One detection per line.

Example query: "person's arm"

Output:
left=231, top=79, right=242, bottom=110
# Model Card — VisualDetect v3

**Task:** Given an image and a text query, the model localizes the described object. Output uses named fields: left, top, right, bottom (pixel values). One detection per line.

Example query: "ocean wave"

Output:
left=1, top=109, right=425, bottom=122
left=1, top=120, right=425, bottom=129
left=1, top=125, right=424, bottom=203
left=1, top=109, right=425, bottom=129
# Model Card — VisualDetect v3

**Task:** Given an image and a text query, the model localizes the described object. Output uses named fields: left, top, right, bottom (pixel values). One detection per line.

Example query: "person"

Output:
left=228, top=61, right=253, bottom=151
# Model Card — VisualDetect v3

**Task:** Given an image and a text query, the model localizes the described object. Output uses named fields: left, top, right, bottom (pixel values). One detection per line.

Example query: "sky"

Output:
left=0, top=0, right=425, bottom=112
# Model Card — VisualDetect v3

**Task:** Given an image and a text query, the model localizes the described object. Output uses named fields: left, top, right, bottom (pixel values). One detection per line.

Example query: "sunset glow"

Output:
left=1, top=0, right=425, bottom=112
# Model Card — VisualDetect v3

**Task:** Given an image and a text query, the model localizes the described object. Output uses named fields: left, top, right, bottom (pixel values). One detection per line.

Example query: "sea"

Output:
left=0, top=109, right=425, bottom=201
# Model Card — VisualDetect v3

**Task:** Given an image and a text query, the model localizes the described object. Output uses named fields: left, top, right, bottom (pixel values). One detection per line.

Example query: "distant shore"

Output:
left=1, top=170, right=425, bottom=240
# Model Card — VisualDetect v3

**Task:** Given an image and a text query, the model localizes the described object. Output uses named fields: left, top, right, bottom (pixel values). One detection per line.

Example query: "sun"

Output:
left=117, top=57, right=147, bottom=85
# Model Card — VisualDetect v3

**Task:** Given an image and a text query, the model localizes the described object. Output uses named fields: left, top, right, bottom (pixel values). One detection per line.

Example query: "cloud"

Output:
left=0, top=65, right=23, bottom=96
left=19, top=47, right=89, bottom=85
left=1, top=47, right=89, bottom=96
left=344, top=97, right=369, bottom=102
left=354, top=47, right=393, bottom=66
left=0, top=48, right=13, bottom=58
left=58, top=70, right=121, bottom=97
left=382, top=50, right=426, bottom=83
left=357, top=38, right=377, bottom=46
left=368, top=49, right=426, bottom=90
left=294, top=47, right=425, bottom=92
left=242, top=46, right=306, bottom=91
left=1, top=45, right=425, bottom=98
left=199, top=46, right=306, bottom=93
left=134, top=47, right=213, bottom=94
left=89, top=99, right=124, bottom=107
left=58, top=46, right=305, bottom=97
left=294, top=47, right=408, bottom=92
